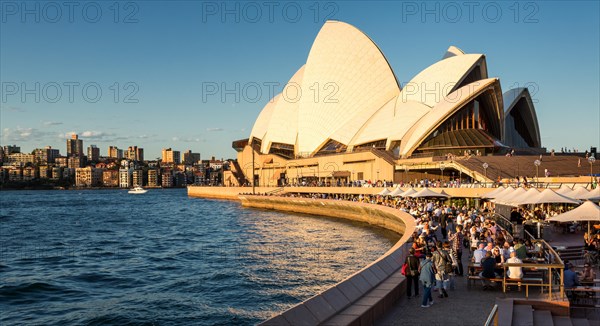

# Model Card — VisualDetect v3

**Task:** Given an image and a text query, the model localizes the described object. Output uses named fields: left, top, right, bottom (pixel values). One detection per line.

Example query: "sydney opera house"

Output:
left=231, top=20, right=544, bottom=187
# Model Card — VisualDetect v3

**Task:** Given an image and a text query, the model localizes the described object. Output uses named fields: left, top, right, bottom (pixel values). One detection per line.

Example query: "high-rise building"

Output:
left=147, top=169, right=159, bottom=187
left=132, top=169, right=144, bottom=186
left=162, top=148, right=180, bottom=164
left=102, top=170, right=119, bottom=187
left=51, top=167, right=62, bottom=180
left=108, top=146, right=123, bottom=160
left=137, top=148, right=144, bottom=162
left=119, top=168, right=133, bottom=188
left=34, top=146, right=60, bottom=164
left=68, top=156, right=83, bottom=169
left=183, top=150, right=201, bottom=165
left=39, top=165, right=50, bottom=179
left=8, top=153, right=35, bottom=166
left=88, top=145, right=100, bottom=162
left=161, top=169, right=173, bottom=187
left=3, top=145, right=20, bottom=155
left=67, top=134, right=84, bottom=158
left=124, top=146, right=144, bottom=162
left=76, top=167, right=103, bottom=187
left=23, top=166, right=38, bottom=181
left=55, top=157, right=68, bottom=167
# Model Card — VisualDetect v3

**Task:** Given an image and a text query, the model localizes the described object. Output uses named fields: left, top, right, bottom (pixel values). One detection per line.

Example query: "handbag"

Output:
left=445, top=262, right=453, bottom=274
left=401, top=262, right=408, bottom=276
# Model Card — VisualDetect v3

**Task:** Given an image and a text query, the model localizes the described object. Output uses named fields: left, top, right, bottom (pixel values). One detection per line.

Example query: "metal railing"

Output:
left=484, top=304, right=499, bottom=326
left=491, top=212, right=514, bottom=238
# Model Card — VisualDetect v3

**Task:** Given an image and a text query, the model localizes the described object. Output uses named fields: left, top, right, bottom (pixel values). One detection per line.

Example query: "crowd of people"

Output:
left=244, top=189, right=598, bottom=306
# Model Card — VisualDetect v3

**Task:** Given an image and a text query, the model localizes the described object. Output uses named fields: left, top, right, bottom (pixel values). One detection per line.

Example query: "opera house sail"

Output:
left=231, top=20, right=542, bottom=186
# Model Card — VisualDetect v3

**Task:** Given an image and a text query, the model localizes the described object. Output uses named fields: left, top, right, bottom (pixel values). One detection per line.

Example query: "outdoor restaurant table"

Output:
left=522, top=257, right=546, bottom=263
left=566, top=286, right=600, bottom=307
left=468, top=262, right=483, bottom=276
left=580, top=279, right=600, bottom=286
left=566, top=286, right=600, bottom=293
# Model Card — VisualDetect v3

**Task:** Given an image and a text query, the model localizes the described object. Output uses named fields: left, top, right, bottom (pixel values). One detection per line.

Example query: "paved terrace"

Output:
left=377, top=220, right=598, bottom=326
left=188, top=186, right=598, bottom=325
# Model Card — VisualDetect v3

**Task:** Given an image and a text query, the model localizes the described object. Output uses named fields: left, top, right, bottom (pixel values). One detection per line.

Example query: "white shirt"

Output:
left=473, top=249, right=486, bottom=263
left=507, top=257, right=523, bottom=279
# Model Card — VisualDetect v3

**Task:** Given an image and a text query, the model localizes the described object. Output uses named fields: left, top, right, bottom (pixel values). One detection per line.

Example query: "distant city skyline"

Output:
left=1, top=135, right=210, bottom=161
left=1, top=1, right=599, bottom=159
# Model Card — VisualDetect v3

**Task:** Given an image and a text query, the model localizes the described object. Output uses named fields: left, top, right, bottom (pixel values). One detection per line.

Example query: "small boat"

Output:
left=128, top=186, right=148, bottom=194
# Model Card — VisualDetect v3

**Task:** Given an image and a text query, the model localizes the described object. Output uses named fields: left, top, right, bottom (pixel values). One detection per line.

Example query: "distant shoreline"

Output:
left=0, top=186, right=183, bottom=191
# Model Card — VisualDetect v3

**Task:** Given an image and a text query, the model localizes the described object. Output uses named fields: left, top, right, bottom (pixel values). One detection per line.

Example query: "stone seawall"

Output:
left=239, top=195, right=415, bottom=325
left=187, top=185, right=495, bottom=201
left=187, top=186, right=275, bottom=200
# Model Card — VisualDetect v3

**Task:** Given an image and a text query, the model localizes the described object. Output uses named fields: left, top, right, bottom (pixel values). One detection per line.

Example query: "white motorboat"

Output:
left=128, top=186, right=148, bottom=194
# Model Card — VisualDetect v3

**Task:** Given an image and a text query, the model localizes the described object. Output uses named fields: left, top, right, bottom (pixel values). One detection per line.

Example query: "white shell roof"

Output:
left=399, top=78, right=501, bottom=157
left=400, top=53, right=485, bottom=107
left=296, top=20, right=400, bottom=155
left=249, top=94, right=280, bottom=144
left=502, top=87, right=540, bottom=147
left=260, top=66, right=305, bottom=153
left=442, top=46, right=465, bottom=59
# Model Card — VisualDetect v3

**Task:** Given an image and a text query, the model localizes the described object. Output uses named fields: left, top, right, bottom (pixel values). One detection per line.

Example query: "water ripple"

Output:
left=0, top=189, right=398, bottom=325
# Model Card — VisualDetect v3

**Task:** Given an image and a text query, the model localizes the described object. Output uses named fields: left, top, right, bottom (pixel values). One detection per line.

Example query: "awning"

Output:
left=332, top=171, right=351, bottom=177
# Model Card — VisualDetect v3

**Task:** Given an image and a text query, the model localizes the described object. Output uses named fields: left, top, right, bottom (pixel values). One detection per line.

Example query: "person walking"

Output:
left=448, top=224, right=465, bottom=276
left=405, top=248, right=420, bottom=299
left=432, top=241, right=451, bottom=298
left=419, top=252, right=436, bottom=308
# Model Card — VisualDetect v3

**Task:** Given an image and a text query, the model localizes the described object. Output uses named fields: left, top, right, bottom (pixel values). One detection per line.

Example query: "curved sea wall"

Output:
left=238, top=195, right=415, bottom=326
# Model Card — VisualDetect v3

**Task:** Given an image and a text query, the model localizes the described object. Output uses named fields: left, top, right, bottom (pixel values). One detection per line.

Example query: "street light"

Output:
left=404, top=165, right=409, bottom=183
left=588, top=156, right=596, bottom=184
left=440, top=163, right=445, bottom=184
left=482, top=162, right=489, bottom=186
left=534, top=159, right=541, bottom=186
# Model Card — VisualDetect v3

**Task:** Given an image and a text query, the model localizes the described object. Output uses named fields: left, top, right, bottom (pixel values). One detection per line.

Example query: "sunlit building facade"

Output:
left=233, top=21, right=543, bottom=186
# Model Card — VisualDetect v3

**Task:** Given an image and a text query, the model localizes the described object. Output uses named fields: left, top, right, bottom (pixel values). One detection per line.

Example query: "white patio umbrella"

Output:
left=493, top=187, right=527, bottom=206
left=401, top=188, right=417, bottom=197
left=510, top=188, right=541, bottom=205
left=571, top=186, right=591, bottom=200
left=409, top=187, right=450, bottom=198
left=547, top=201, right=600, bottom=234
left=377, top=188, right=392, bottom=196
left=489, top=186, right=516, bottom=202
left=389, top=187, right=404, bottom=197
left=518, top=188, right=579, bottom=205
left=481, top=186, right=509, bottom=199
left=581, top=187, right=600, bottom=201
left=556, top=185, right=576, bottom=198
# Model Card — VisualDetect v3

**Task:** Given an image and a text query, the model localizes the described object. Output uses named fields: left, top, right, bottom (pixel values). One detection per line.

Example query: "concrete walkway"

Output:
left=375, top=247, right=503, bottom=326
left=376, top=225, right=596, bottom=325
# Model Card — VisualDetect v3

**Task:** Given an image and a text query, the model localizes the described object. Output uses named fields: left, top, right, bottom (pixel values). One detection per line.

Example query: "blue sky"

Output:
left=1, top=0, right=598, bottom=159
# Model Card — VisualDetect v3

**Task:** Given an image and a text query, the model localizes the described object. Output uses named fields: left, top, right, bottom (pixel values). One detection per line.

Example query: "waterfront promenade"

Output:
left=189, top=186, right=598, bottom=325
left=376, top=240, right=500, bottom=326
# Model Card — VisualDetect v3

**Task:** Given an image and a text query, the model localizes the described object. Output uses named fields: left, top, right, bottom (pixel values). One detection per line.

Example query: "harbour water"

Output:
left=0, top=189, right=398, bottom=325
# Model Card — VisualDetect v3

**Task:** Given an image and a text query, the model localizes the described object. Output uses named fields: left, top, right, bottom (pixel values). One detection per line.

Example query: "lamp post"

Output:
left=534, top=159, right=541, bottom=186
left=440, top=163, right=445, bottom=184
left=251, top=142, right=256, bottom=194
left=377, top=169, right=380, bottom=184
left=588, top=156, right=596, bottom=184
left=482, top=162, right=488, bottom=186
left=404, top=165, right=409, bottom=184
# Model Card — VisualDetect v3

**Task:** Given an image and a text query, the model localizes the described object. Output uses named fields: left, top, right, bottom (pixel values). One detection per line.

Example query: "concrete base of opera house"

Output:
left=188, top=186, right=420, bottom=325
left=187, top=185, right=496, bottom=200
